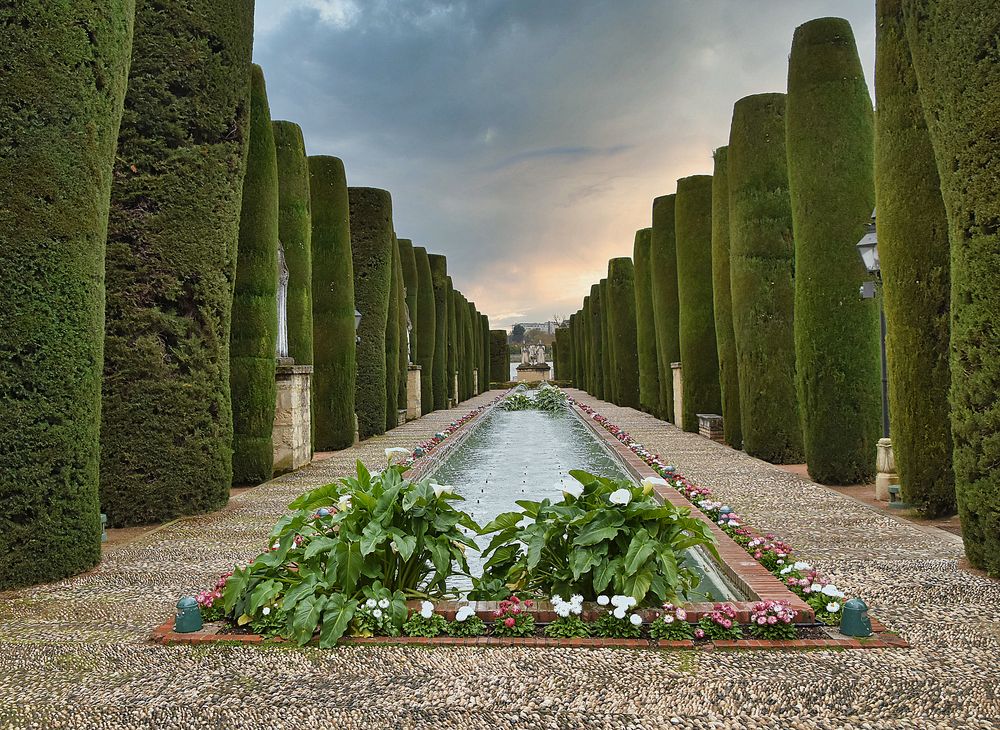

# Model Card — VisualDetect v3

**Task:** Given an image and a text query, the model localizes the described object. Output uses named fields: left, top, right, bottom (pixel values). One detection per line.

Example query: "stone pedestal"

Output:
left=516, top=363, right=550, bottom=382
left=875, top=437, right=899, bottom=502
left=396, top=408, right=407, bottom=428
left=272, top=363, right=313, bottom=476
left=452, top=373, right=459, bottom=407
left=697, top=413, right=724, bottom=443
left=473, top=368, right=479, bottom=396
left=406, top=365, right=421, bottom=420
left=671, top=362, right=683, bottom=426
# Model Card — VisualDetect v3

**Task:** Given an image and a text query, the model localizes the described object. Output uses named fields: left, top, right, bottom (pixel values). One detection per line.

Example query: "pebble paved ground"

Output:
left=1, top=388, right=998, bottom=730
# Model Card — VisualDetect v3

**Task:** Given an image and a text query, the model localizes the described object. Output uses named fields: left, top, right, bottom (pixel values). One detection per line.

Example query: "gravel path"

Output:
left=1, top=389, right=996, bottom=730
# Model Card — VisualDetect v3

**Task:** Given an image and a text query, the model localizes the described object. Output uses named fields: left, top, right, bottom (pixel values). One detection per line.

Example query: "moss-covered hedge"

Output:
left=491, top=329, right=508, bottom=384
left=480, top=314, right=491, bottom=389
left=309, top=156, right=356, bottom=450
left=101, top=0, right=254, bottom=526
left=564, top=321, right=576, bottom=386
left=599, top=278, right=614, bottom=402
left=709, top=149, right=741, bottom=449
left=398, top=239, right=418, bottom=365
left=230, top=65, right=279, bottom=486
left=588, top=283, right=606, bottom=401
left=414, top=247, right=436, bottom=413
left=650, top=195, right=681, bottom=422
left=453, top=289, right=467, bottom=401
left=903, top=0, right=999, bottom=568
left=0, top=0, right=134, bottom=586
left=675, top=175, right=722, bottom=432
left=348, top=187, right=394, bottom=440
left=385, top=237, right=401, bottom=427
left=582, top=296, right=593, bottom=394
left=273, top=121, right=313, bottom=366
left=395, top=239, right=409, bottom=415
left=633, top=229, right=660, bottom=415
left=428, top=256, right=450, bottom=409
left=465, top=300, right=478, bottom=397
left=874, top=0, right=953, bottom=515
left=607, top=258, right=641, bottom=409
left=727, top=95, right=803, bottom=463
left=446, top=277, right=459, bottom=403
left=787, top=17, right=880, bottom=484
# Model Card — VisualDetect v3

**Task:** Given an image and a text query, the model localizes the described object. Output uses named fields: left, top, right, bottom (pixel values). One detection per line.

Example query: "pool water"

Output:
left=426, top=402, right=746, bottom=601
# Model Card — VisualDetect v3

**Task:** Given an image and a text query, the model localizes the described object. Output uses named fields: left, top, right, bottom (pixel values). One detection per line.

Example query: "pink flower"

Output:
left=694, top=628, right=705, bottom=639
left=492, top=609, right=502, bottom=618
left=675, top=608, right=687, bottom=621
left=524, top=599, right=534, bottom=607
left=504, top=617, right=515, bottom=628
left=757, top=616, right=767, bottom=625
left=767, top=615, right=778, bottom=625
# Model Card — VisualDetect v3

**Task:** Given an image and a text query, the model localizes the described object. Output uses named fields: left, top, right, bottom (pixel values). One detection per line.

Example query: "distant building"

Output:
left=512, top=321, right=558, bottom=335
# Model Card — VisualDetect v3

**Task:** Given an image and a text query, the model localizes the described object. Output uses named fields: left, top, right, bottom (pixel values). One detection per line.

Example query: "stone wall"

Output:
left=273, top=363, right=312, bottom=475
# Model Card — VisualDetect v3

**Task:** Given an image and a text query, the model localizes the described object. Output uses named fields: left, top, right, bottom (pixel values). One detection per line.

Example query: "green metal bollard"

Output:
left=175, top=596, right=203, bottom=633
left=100, top=513, right=108, bottom=543
left=839, top=598, right=872, bottom=637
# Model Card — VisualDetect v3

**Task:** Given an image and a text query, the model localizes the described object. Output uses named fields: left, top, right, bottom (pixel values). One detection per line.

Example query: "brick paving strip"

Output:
left=1, top=388, right=997, bottom=729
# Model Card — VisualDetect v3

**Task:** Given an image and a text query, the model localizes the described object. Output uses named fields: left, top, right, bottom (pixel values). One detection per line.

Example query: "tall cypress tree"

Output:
left=309, top=156, right=356, bottom=450
left=582, top=296, right=593, bottom=393
left=588, top=283, right=606, bottom=401
left=428, top=254, right=449, bottom=410
left=446, top=277, right=459, bottom=403
left=710, top=149, right=742, bottom=448
left=453, top=289, right=467, bottom=401
left=480, top=314, right=491, bottom=389
left=414, top=247, right=436, bottom=414
left=651, top=195, right=682, bottom=423
left=600, top=278, right=613, bottom=402
left=230, top=65, right=279, bottom=486
left=385, top=236, right=401, bottom=428
left=787, top=18, right=881, bottom=484
left=101, top=0, right=254, bottom=525
left=1, top=0, right=134, bottom=587
left=273, top=121, right=313, bottom=366
left=875, top=0, right=953, bottom=515
left=348, top=187, right=393, bottom=440
left=903, top=0, right=999, bottom=567
left=398, top=239, right=419, bottom=365
left=607, top=258, right=641, bottom=409
left=491, top=329, right=508, bottom=384
left=564, top=322, right=576, bottom=387
left=395, top=240, right=409, bottom=416
left=729, top=95, right=804, bottom=463
left=465, top=300, right=477, bottom=397
left=675, top=175, right=722, bottom=432
left=633, top=229, right=660, bottom=415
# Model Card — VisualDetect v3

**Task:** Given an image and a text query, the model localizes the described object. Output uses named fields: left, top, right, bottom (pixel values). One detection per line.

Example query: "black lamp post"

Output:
left=856, top=209, right=890, bottom=439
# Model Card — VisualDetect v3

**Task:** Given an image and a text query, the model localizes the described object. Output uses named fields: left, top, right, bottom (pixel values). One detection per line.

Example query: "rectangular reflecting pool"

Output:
left=426, top=401, right=747, bottom=601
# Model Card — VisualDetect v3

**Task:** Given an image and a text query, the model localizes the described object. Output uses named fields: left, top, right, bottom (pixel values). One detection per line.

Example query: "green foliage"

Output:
left=480, top=314, right=491, bottom=388
left=534, top=383, right=568, bottom=412
left=428, top=256, right=450, bottom=410
left=446, top=277, right=458, bottom=403
left=397, top=239, right=418, bottom=365
left=464, top=299, right=477, bottom=399
left=231, top=65, right=278, bottom=486
left=709, top=149, right=741, bottom=449
left=499, top=392, right=533, bottom=411
left=490, top=330, right=508, bottom=384
left=479, top=471, right=716, bottom=606
left=544, top=616, right=591, bottom=638
left=876, top=0, right=953, bottom=516
left=675, top=175, right=722, bottom=432
left=100, top=0, right=254, bottom=525
left=273, top=121, right=313, bottom=366
left=560, top=326, right=575, bottom=387
left=650, top=196, right=681, bottom=422
left=385, top=237, right=401, bottom=427
left=633, top=230, right=660, bottom=414
left=414, top=247, right=437, bottom=414
left=727, top=94, right=804, bottom=463
left=447, top=615, right=487, bottom=637
left=787, top=17, right=880, bottom=484
left=607, top=258, right=640, bottom=409
left=587, top=284, right=606, bottom=401
left=591, top=612, right=641, bottom=639
left=403, top=611, right=449, bottom=638
left=491, top=611, right=535, bottom=638
left=582, top=296, right=593, bottom=393
left=221, top=462, right=480, bottom=646
left=350, top=585, right=406, bottom=637
left=903, top=0, right=1000, bottom=569
left=648, top=615, right=695, bottom=642
left=309, top=156, right=356, bottom=450
left=0, top=0, right=133, bottom=585
left=599, top=279, right=614, bottom=403
left=349, top=187, right=394, bottom=440
left=395, top=241, right=409, bottom=413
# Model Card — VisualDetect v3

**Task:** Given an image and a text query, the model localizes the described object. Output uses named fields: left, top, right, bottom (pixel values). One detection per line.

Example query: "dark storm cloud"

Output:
left=253, top=0, right=875, bottom=327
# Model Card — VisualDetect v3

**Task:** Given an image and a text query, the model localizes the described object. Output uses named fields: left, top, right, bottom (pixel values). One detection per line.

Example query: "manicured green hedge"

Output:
left=607, top=258, right=640, bottom=409
left=446, top=277, right=459, bottom=403
left=480, top=314, right=491, bottom=389
left=650, top=195, right=681, bottom=422
left=398, top=239, right=418, bottom=365
left=395, top=239, right=409, bottom=415
left=588, top=283, right=606, bottom=401
left=230, top=65, right=279, bottom=485
left=675, top=176, right=722, bottom=432
left=787, top=17, right=880, bottom=484
left=600, top=278, right=613, bottom=402
left=904, top=0, right=999, bottom=568
left=582, top=296, right=593, bottom=393
left=348, top=187, right=394, bottom=440
left=564, top=322, right=576, bottom=386
left=385, top=237, right=401, bottom=427
left=875, top=0, right=953, bottom=515
left=490, top=329, right=508, bottom=384
left=414, top=247, right=436, bottom=413
left=454, top=290, right=468, bottom=401
left=273, top=121, right=313, bottom=366
left=0, top=0, right=134, bottom=587
left=465, top=300, right=478, bottom=397
left=101, top=0, right=254, bottom=526
left=727, top=95, right=803, bottom=463
left=709, top=149, right=741, bottom=449
left=309, top=156, right=356, bottom=450
left=428, top=254, right=450, bottom=410
left=553, top=328, right=566, bottom=382
left=633, top=229, right=660, bottom=415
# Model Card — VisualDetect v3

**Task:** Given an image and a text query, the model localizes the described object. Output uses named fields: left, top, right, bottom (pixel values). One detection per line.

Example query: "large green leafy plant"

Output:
left=479, top=471, right=716, bottom=606
left=222, top=462, right=479, bottom=646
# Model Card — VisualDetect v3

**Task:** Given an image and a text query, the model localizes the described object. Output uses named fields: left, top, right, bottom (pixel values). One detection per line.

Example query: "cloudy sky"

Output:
left=253, top=0, right=875, bottom=329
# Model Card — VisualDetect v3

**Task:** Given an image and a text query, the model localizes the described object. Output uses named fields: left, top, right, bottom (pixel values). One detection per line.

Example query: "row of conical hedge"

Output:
left=563, top=9, right=998, bottom=573
left=1, top=4, right=489, bottom=589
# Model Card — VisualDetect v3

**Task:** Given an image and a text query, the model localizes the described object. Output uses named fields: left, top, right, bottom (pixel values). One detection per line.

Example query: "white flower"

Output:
left=337, top=495, right=352, bottom=511
left=793, top=561, right=811, bottom=571
left=597, top=595, right=610, bottom=606
left=821, top=584, right=841, bottom=597
left=610, top=595, right=627, bottom=608
left=431, top=483, right=454, bottom=498
left=826, top=602, right=840, bottom=613
left=420, top=600, right=434, bottom=619
left=663, top=613, right=675, bottom=624
left=378, top=598, right=390, bottom=609
left=365, top=598, right=377, bottom=608
left=780, top=566, right=793, bottom=575
left=613, top=607, right=627, bottom=620
left=626, top=596, right=637, bottom=608
left=629, top=613, right=642, bottom=626
left=555, top=604, right=571, bottom=618
left=455, top=605, right=475, bottom=622
left=675, top=608, right=687, bottom=621
left=261, top=606, right=271, bottom=616
left=372, top=608, right=383, bottom=619
left=385, top=447, right=410, bottom=464
left=641, top=476, right=668, bottom=489
left=562, top=482, right=584, bottom=499
left=570, top=594, right=584, bottom=606
left=609, top=488, right=632, bottom=506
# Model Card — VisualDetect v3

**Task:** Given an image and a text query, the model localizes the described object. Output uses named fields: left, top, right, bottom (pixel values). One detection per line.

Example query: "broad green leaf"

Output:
left=388, top=530, right=417, bottom=561
left=291, top=594, right=328, bottom=645
left=593, top=557, right=620, bottom=593
left=334, top=541, right=362, bottom=594
left=623, top=529, right=655, bottom=575
left=359, top=522, right=387, bottom=557
left=619, top=567, right=653, bottom=603
left=428, top=536, right=451, bottom=577
left=303, top=536, right=339, bottom=561
left=248, top=579, right=282, bottom=615
left=318, top=595, right=357, bottom=647
left=281, top=577, right=319, bottom=614
left=479, top=511, right=523, bottom=534
left=574, top=525, right=621, bottom=547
